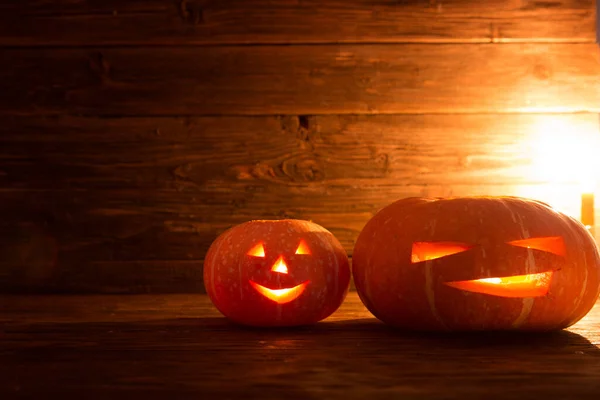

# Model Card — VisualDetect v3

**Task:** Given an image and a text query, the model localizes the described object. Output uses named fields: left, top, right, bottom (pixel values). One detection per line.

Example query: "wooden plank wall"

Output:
left=0, top=0, right=598, bottom=293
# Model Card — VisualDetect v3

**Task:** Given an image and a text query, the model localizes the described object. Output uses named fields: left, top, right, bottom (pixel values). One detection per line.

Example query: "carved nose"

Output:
left=271, top=256, right=288, bottom=274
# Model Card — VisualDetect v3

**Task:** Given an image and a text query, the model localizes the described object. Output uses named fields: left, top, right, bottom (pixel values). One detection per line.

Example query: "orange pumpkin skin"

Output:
left=204, top=219, right=350, bottom=327
left=353, top=197, right=600, bottom=331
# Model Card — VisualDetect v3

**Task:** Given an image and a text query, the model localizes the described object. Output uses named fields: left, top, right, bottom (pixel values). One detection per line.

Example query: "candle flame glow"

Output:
left=514, top=117, right=600, bottom=233
left=527, top=118, right=600, bottom=190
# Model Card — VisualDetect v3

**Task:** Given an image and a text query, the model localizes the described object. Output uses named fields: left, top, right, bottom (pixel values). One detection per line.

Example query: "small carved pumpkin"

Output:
left=204, top=219, right=350, bottom=326
left=353, top=197, right=600, bottom=331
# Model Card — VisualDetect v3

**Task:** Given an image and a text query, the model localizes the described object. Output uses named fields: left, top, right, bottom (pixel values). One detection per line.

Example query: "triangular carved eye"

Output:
left=411, top=242, right=473, bottom=263
left=507, top=236, right=565, bottom=257
left=295, top=240, right=311, bottom=255
left=247, top=242, right=266, bottom=257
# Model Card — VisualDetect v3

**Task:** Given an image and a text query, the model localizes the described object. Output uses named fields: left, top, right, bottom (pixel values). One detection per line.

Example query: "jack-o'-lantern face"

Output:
left=246, top=240, right=311, bottom=304
left=353, top=197, right=600, bottom=332
left=204, top=220, right=351, bottom=327
left=411, top=236, right=566, bottom=298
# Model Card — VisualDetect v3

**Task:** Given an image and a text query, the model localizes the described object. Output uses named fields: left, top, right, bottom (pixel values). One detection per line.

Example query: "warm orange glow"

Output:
left=520, top=117, right=600, bottom=229
left=527, top=118, right=600, bottom=188
left=507, top=236, right=566, bottom=257
left=247, top=242, right=265, bottom=257
left=445, top=271, right=553, bottom=298
left=270, top=256, right=288, bottom=274
left=581, top=192, right=595, bottom=237
left=249, top=281, right=309, bottom=304
left=295, top=240, right=311, bottom=255
left=411, top=242, right=473, bottom=263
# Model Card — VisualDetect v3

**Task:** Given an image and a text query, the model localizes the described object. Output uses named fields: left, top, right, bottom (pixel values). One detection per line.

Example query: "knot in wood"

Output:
left=88, top=52, right=111, bottom=83
left=288, top=156, right=325, bottom=182
left=251, top=163, right=276, bottom=180
left=180, top=0, right=205, bottom=25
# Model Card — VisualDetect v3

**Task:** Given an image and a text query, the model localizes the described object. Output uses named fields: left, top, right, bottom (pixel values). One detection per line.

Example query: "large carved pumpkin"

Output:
left=204, top=219, right=350, bottom=326
left=353, top=197, right=600, bottom=331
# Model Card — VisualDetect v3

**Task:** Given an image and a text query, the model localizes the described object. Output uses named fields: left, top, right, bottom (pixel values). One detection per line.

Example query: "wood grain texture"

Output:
left=1, top=44, right=599, bottom=116
left=0, top=293, right=599, bottom=398
left=3, top=114, right=597, bottom=190
left=0, top=181, right=592, bottom=294
left=1, top=113, right=596, bottom=293
left=0, top=0, right=595, bottom=46
left=0, top=185, right=557, bottom=293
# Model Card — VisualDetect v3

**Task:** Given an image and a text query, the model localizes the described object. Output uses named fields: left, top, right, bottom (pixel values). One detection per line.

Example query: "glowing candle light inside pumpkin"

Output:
left=447, top=271, right=554, bottom=298
left=412, top=237, right=563, bottom=293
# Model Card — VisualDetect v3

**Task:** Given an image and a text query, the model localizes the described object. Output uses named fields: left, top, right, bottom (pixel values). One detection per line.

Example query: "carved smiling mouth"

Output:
left=445, top=271, right=554, bottom=298
left=249, top=281, right=310, bottom=304
left=410, top=240, right=561, bottom=298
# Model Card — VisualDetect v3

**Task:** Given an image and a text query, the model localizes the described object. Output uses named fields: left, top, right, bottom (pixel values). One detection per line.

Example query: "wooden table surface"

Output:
left=1, top=292, right=599, bottom=399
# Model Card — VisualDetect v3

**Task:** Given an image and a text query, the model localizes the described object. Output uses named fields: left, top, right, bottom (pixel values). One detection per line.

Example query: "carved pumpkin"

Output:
left=204, top=219, right=350, bottom=326
left=353, top=197, right=600, bottom=331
